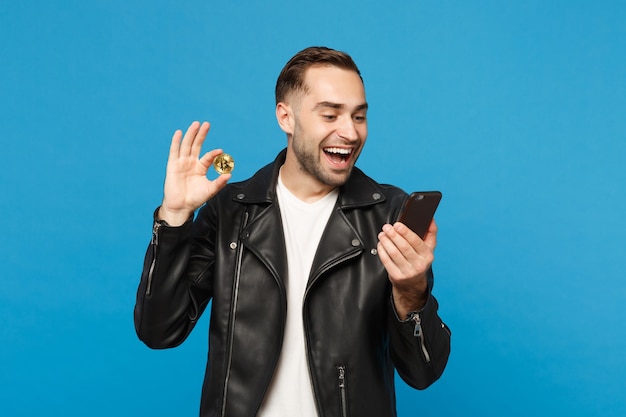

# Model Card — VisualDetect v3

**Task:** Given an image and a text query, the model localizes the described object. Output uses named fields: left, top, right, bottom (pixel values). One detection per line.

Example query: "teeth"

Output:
left=324, top=147, right=351, bottom=155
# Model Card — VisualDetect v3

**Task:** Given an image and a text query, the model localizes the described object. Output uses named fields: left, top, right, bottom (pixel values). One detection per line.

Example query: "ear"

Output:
left=276, top=102, right=295, bottom=136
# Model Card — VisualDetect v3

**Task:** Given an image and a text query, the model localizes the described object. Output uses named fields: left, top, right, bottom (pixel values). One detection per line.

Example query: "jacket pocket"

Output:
left=337, top=365, right=350, bottom=417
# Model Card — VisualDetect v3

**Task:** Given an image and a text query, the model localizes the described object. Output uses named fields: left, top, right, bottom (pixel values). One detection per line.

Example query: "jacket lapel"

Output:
left=307, top=208, right=364, bottom=288
left=241, top=203, right=288, bottom=289
left=233, top=149, right=389, bottom=291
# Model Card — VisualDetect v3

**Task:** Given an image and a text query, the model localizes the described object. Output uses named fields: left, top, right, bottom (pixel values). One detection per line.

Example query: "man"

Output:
left=135, top=46, right=451, bottom=417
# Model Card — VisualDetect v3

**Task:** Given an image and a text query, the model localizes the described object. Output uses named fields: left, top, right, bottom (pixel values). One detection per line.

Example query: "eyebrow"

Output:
left=313, top=101, right=369, bottom=111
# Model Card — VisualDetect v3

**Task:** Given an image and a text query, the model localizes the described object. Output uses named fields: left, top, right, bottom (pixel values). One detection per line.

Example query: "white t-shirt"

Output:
left=257, top=173, right=339, bottom=417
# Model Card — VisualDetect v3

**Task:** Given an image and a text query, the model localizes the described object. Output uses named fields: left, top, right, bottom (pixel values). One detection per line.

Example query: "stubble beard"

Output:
left=291, top=122, right=360, bottom=188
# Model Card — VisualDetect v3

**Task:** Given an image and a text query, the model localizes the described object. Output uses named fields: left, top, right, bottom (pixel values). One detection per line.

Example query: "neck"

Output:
left=278, top=165, right=336, bottom=203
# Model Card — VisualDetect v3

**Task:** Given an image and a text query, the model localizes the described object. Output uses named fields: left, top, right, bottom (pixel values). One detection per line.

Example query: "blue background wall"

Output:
left=1, top=1, right=624, bottom=416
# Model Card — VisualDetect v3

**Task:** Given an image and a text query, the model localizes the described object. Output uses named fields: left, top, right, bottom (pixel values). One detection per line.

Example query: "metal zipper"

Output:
left=337, top=366, right=348, bottom=417
left=145, top=221, right=161, bottom=296
left=221, top=211, right=249, bottom=417
left=409, top=312, right=431, bottom=363
left=304, top=249, right=361, bottom=414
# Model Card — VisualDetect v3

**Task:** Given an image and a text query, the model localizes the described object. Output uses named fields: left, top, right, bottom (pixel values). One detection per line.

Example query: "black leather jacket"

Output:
left=134, top=150, right=451, bottom=417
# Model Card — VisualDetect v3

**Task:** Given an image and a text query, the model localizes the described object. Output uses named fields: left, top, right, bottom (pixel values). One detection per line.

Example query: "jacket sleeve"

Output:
left=387, top=269, right=451, bottom=389
left=133, top=204, right=217, bottom=349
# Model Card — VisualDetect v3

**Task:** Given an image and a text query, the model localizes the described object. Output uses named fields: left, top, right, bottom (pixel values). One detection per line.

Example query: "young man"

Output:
left=135, top=46, right=450, bottom=417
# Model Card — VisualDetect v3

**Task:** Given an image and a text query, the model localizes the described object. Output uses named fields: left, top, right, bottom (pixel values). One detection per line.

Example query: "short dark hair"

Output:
left=275, top=46, right=363, bottom=104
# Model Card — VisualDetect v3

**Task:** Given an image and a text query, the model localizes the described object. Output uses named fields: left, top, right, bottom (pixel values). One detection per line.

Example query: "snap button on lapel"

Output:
left=372, top=193, right=381, bottom=200
left=351, top=239, right=361, bottom=247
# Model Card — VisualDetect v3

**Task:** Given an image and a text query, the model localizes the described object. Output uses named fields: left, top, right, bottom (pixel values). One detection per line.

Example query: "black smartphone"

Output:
left=396, top=191, right=442, bottom=239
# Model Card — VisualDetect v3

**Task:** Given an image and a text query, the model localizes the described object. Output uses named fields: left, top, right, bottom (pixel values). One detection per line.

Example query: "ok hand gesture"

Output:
left=158, top=121, right=231, bottom=226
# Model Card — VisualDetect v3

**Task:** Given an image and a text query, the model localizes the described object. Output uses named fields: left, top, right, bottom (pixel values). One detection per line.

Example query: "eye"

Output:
left=353, top=115, right=367, bottom=123
left=322, top=114, right=337, bottom=121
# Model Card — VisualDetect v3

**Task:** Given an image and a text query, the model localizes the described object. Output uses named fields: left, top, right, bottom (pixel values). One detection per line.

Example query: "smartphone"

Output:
left=396, top=191, right=442, bottom=239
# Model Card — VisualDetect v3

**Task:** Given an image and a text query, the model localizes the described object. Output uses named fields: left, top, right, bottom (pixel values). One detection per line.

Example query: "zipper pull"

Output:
left=408, top=312, right=431, bottom=363
left=338, top=366, right=345, bottom=388
left=337, top=366, right=348, bottom=417
left=152, top=221, right=161, bottom=245
left=409, top=312, right=422, bottom=337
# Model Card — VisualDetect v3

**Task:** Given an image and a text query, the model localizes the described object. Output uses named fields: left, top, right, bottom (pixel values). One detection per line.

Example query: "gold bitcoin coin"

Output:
left=213, top=153, right=235, bottom=174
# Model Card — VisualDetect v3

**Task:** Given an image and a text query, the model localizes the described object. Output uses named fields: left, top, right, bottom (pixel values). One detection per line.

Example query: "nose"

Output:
left=337, top=116, right=359, bottom=142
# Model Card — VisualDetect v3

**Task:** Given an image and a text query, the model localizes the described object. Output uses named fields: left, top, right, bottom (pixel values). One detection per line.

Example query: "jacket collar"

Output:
left=234, top=149, right=387, bottom=208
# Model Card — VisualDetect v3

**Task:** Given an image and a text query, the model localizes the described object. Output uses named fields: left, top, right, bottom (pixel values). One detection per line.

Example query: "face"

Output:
left=280, top=65, right=368, bottom=191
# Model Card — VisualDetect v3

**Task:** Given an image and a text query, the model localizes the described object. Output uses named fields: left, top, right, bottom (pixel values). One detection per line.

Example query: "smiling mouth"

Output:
left=323, top=147, right=353, bottom=164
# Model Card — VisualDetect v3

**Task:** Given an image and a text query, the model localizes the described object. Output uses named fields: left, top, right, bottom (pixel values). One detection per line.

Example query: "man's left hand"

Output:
left=377, top=220, right=437, bottom=320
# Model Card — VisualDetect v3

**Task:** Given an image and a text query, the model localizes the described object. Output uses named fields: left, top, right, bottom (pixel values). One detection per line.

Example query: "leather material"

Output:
left=135, top=149, right=451, bottom=417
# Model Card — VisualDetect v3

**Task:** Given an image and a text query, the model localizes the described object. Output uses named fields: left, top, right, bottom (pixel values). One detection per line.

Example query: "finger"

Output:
left=169, top=129, right=183, bottom=160
left=422, top=219, right=438, bottom=250
left=391, top=222, right=423, bottom=249
left=199, top=149, right=225, bottom=169
left=377, top=236, right=424, bottom=283
left=392, top=221, right=437, bottom=253
left=378, top=231, right=433, bottom=284
left=377, top=227, right=412, bottom=271
left=379, top=224, right=434, bottom=272
left=212, top=173, right=232, bottom=190
left=191, top=122, right=210, bottom=158
left=179, top=121, right=201, bottom=157
left=377, top=241, right=403, bottom=278
left=205, top=173, right=232, bottom=200
left=382, top=224, right=420, bottom=259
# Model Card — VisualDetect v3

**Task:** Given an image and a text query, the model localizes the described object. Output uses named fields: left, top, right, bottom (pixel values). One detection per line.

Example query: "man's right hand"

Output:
left=158, top=121, right=231, bottom=226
